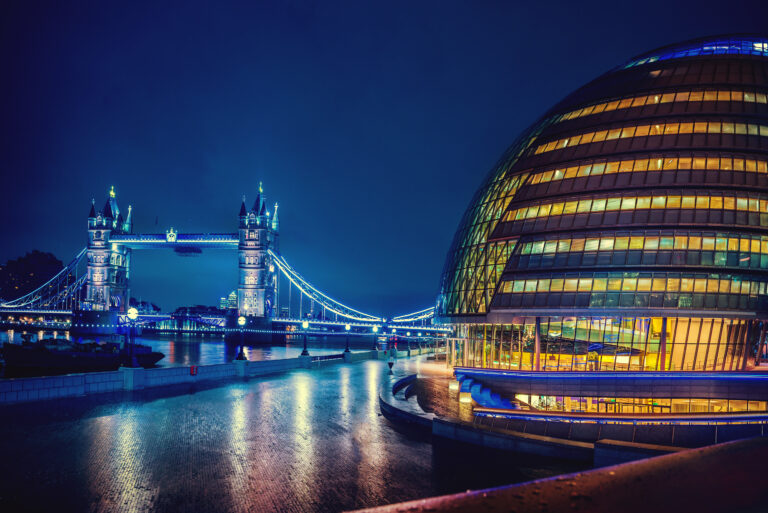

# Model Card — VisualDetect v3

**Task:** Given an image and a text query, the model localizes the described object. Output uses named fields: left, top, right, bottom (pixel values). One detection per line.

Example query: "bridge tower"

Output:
left=85, top=187, right=132, bottom=313
left=237, top=183, right=278, bottom=320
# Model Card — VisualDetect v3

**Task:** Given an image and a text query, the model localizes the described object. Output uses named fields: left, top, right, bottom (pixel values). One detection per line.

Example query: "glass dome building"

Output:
left=439, top=35, right=768, bottom=374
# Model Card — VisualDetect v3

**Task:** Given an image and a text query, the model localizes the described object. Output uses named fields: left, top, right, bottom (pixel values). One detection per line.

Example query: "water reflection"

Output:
left=133, top=334, right=357, bottom=366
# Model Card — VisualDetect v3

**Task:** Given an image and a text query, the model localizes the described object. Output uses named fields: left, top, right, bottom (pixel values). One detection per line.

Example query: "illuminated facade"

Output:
left=439, top=35, right=768, bottom=373
left=81, top=186, right=280, bottom=322
left=237, top=185, right=280, bottom=318
left=85, top=187, right=132, bottom=312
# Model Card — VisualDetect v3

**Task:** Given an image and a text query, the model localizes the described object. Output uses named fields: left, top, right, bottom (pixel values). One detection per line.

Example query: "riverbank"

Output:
left=0, top=356, right=579, bottom=513
left=0, top=347, right=442, bottom=405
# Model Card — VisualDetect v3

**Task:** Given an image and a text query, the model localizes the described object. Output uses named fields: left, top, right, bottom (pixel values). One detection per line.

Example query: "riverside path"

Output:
left=0, top=357, right=574, bottom=512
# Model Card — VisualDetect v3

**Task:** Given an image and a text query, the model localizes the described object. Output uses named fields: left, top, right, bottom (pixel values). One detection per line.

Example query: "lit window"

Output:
left=615, top=237, right=629, bottom=250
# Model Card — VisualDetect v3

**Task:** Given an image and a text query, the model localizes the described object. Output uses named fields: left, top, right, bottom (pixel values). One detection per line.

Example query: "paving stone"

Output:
left=0, top=359, right=439, bottom=512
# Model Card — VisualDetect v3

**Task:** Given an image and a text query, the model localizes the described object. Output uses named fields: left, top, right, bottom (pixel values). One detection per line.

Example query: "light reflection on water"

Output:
left=148, top=334, right=370, bottom=367
left=135, top=334, right=350, bottom=367
left=0, top=331, right=364, bottom=368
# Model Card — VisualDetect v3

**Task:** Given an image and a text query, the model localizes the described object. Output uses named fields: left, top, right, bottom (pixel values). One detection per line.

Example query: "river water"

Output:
left=0, top=331, right=377, bottom=368
left=134, top=333, right=359, bottom=366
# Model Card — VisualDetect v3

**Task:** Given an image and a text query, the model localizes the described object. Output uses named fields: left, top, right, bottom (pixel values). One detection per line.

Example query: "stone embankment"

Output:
left=0, top=348, right=437, bottom=404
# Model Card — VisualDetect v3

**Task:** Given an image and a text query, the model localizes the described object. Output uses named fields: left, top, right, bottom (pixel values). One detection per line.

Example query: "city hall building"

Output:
left=438, top=35, right=768, bottom=415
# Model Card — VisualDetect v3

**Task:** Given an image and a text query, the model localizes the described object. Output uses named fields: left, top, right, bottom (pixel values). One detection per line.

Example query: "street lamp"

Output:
left=236, top=315, right=247, bottom=361
left=126, top=307, right=139, bottom=367
left=372, top=325, right=379, bottom=350
left=344, top=323, right=351, bottom=353
left=301, top=320, right=310, bottom=356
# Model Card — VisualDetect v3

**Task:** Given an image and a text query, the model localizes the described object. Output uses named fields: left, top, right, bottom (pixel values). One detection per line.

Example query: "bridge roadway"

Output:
left=0, top=357, right=575, bottom=513
left=0, top=309, right=451, bottom=336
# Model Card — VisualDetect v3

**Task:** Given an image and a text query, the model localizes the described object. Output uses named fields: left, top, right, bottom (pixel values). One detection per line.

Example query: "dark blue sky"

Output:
left=1, top=1, right=765, bottom=314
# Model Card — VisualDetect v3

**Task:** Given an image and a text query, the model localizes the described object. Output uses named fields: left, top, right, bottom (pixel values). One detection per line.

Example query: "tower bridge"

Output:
left=0, top=185, right=448, bottom=342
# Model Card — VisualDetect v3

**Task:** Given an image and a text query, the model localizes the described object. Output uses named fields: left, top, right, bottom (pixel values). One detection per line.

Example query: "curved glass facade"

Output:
left=439, top=35, right=768, bottom=372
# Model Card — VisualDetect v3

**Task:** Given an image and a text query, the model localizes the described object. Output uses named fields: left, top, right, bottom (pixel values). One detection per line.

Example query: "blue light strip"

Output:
left=0, top=309, right=73, bottom=315
left=391, top=306, right=436, bottom=323
left=622, top=37, right=768, bottom=69
left=111, top=233, right=238, bottom=244
left=474, top=409, right=768, bottom=425
left=276, top=317, right=451, bottom=332
left=454, top=367, right=768, bottom=381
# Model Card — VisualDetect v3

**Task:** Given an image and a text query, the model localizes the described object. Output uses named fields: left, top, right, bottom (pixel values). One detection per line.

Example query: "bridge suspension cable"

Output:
left=390, top=306, right=435, bottom=324
left=0, top=248, right=87, bottom=310
left=268, top=249, right=383, bottom=323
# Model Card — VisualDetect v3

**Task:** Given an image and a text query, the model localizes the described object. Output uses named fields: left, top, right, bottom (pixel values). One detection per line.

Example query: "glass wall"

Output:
left=453, top=317, right=758, bottom=372
left=511, top=394, right=767, bottom=414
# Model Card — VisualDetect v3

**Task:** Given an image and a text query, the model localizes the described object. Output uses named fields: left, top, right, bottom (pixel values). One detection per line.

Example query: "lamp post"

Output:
left=126, top=307, right=139, bottom=367
left=372, top=325, right=379, bottom=350
left=301, top=320, right=310, bottom=356
left=236, top=315, right=247, bottom=361
left=344, top=323, right=351, bottom=353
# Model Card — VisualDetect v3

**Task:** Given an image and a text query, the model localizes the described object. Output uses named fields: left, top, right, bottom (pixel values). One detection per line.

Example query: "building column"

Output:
left=758, top=323, right=767, bottom=367
left=534, top=316, right=541, bottom=371
left=659, top=317, right=667, bottom=372
left=482, top=325, right=487, bottom=368
left=741, top=320, right=755, bottom=370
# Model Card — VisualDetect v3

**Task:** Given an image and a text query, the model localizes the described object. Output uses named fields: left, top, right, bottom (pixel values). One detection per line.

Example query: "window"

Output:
left=532, top=120, right=768, bottom=155
left=554, top=87, right=768, bottom=125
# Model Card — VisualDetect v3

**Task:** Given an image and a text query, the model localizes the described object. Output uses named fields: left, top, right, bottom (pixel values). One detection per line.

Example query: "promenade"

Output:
left=0, top=356, right=577, bottom=512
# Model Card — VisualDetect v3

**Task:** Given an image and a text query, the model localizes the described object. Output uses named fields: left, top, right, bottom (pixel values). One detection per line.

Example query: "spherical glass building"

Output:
left=439, top=35, right=768, bottom=374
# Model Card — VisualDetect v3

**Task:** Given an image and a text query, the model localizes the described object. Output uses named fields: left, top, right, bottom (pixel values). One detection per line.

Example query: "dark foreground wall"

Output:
left=353, top=436, right=768, bottom=513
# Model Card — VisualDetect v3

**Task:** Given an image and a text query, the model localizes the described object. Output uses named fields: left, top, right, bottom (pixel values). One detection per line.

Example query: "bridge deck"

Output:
left=110, top=233, right=238, bottom=249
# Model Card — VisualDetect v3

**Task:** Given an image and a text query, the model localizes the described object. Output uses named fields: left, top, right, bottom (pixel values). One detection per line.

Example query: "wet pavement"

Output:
left=0, top=356, right=582, bottom=512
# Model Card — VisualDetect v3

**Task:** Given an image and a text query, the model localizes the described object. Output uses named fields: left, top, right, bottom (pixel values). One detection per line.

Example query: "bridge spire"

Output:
left=88, top=199, right=96, bottom=219
left=107, top=186, right=121, bottom=230
left=239, top=195, right=248, bottom=217
left=272, top=202, right=279, bottom=230
left=125, top=205, right=133, bottom=233
left=252, top=191, right=262, bottom=215
left=102, top=197, right=113, bottom=220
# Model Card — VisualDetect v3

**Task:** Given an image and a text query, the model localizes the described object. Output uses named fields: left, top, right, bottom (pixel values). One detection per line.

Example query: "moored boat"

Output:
left=0, top=338, right=164, bottom=378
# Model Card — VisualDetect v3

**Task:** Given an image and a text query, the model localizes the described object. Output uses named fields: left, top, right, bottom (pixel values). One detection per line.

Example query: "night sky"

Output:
left=1, top=1, right=766, bottom=314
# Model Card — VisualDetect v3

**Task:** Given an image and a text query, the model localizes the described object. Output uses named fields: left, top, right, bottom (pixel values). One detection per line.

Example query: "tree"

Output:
left=0, top=251, right=63, bottom=301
